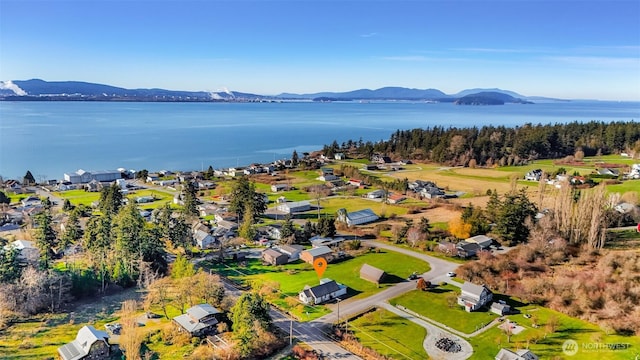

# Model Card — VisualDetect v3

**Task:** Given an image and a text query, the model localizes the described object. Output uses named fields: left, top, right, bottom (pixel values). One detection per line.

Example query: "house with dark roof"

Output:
left=262, top=248, right=289, bottom=266
left=525, top=169, right=543, bottom=181
left=299, top=279, right=347, bottom=305
left=57, top=325, right=110, bottom=360
left=300, top=246, right=333, bottom=264
left=278, top=244, right=304, bottom=261
left=458, top=282, right=493, bottom=312
left=465, top=235, right=493, bottom=250
left=495, top=348, right=539, bottom=360
left=456, top=241, right=481, bottom=258
left=359, top=264, right=386, bottom=285
left=173, top=304, right=221, bottom=337
left=490, top=302, right=512, bottom=316
left=336, top=208, right=379, bottom=226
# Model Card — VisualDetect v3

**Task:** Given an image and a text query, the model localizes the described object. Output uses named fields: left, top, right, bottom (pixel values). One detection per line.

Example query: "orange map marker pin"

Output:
left=313, top=258, right=328, bottom=278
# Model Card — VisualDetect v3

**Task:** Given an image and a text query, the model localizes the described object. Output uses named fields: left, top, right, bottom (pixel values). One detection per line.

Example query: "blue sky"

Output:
left=1, top=0, right=639, bottom=100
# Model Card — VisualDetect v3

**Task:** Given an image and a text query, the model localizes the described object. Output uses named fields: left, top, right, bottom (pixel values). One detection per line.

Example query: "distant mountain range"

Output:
left=0, top=79, right=562, bottom=104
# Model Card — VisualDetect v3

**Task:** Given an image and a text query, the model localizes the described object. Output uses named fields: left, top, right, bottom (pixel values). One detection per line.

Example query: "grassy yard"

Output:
left=348, top=308, right=428, bottom=360
left=52, top=189, right=101, bottom=207
left=390, top=285, right=497, bottom=334
left=319, top=197, right=409, bottom=217
left=468, top=305, right=640, bottom=360
left=206, top=250, right=430, bottom=319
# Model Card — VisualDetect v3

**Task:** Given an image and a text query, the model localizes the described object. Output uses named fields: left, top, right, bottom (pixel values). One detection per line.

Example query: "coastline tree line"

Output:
left=324, top=121, right=640, bottom=166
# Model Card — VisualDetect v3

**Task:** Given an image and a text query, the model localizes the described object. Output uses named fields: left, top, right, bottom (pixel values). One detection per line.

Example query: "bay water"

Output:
left=0, top=100, right=638, bottom=180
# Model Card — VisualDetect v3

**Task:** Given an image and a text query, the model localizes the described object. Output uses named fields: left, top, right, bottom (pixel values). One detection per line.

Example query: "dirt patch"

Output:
left=64, top=287, right=145, bottom=325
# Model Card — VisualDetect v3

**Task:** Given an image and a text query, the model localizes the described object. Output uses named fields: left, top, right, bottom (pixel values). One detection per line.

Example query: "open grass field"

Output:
left=207, top=250, right=430, bottom=318
left=390, top=285, right=498, bottom=334
left=52, top=189, right=101, bottom=207
left=468, top=304, right=640, bottom=360
left=348, top=308, right=428, bottom=360
left=318, top=197, right=410, bottom=217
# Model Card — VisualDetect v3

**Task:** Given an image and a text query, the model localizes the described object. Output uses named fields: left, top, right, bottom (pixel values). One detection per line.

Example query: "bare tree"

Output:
left=119, top=300, right=143, bottom=360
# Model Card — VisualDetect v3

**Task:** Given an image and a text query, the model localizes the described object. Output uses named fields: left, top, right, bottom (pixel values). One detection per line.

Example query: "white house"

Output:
left=366, top=189, right=386, bottom=199
left=495, top=348, right=539, bottom=360
left=299, top=279, right=347, bottom=305
left=458, top=282, right=493, bottom=312
left=194, top=230, right=216, bottom=249
left=58, top=325, right=110, bottom=360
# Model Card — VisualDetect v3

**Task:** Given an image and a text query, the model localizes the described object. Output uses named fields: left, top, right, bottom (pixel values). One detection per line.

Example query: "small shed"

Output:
left=360, top=263, right=386, bottom=285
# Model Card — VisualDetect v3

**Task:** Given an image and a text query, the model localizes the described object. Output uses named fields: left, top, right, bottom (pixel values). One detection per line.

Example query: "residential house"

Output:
left=524, top=169, right=543, bottom=181
left=262, top=249, right=289, bottom=265
left=336, top=208, right=379, bottom=226
left=310, top=236, right=346, bottom=249
left=366, top=189, right=386, bottom=199
left=300, top=246, right=333, bottom=264
left=194, top=229, right=216, bottom=249
left=318, top=173, right=338, bottom=181
left=360, top=264, right=386, bottom=285
left=57, top=325, right=110, bottom=360
left=298, top=279, right=347, bottom=305
left=135, top=196, right=155, bottom=204
left=388, top=193, right=406, bottom=204
left=146, top=173, right=160, bottom=183
left=64, top=169, right=121, bottom=184
left=457, top=281, right=493, bottom=312
left=420, top=186, right=445, bottom=199
left=495, top=348, right=539, bottom=360
left=597, top=168, right=620, bottom=176
left=21, top=196, right=41, bottom=208
left=4, top=179, right=22, bottom=192
left=456, top=241, right=481, bottom=258
left=5, top=240, right=39, bottom=263
left=490, top=302, right=512, bottom=316
left=465, top=235, right=493, bottom=250
left=173, top=304, right=221, bottom=337
left=276, top=200, right=311, bottom=214
left=271, top=183, right=290, bottom=192
left=348, top=179, right=364, bottom=187
left=85, top=179, right=103, bottom=192
left=278, top=244, right=304, bottom=261
left=363, top=164, right=378, bottom=171
left=437, top=241, right=458, bottom=256
left=334, top=153, right=345, bottom=160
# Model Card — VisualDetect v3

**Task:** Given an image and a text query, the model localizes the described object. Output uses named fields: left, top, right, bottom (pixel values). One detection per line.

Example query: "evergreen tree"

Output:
left=231, top=292, right=272, bottom=357
left=494, top=189, right=537, bottom=245
left=229, top=176, right=267, bottom=222
left=139, top=226, right=167, bottom=275
left=485, top=189, right=501, bottom=223
left=0, top=246, right=22, bottom=283
left=154, top=203, right=192, bottom=250
left=60, top=209, right=83, bottom=249
left=112, top=202, right=145, bottom=285
left=317, top=216, right=336, bottom=237
left=418, top=217, right=431, bottom=234
left=33, top=211, right=57, bottom=269
left=205, top=165, right=215, bottom=179
left=238, top=206, right=257, bottom=241
left=280, top=215, right=295, bottom=239
left=62, top=198, right=74, bottom=211
left=0, top=190, right=9, bottom=205
left=135, top=169, right=149, bottom=181
left=99, top=183, right=123, bottom=215
left=291, top=150, right=299, bottom=167
left=171, top=254, right=195, bottom=279
left=83, top=214, right=112, bottom=293
left=182, top=181, right=199, bottom=216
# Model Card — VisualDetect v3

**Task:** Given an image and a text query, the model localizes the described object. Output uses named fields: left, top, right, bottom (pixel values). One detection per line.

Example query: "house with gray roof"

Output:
left=495, top=348, right=539, bottom=360
left=278, top=244, right=304, bottom=261
left=194, top=229, right=216, bottom=249
left=490, top=301, right=512, bottom=316
left=276, top=200, right=311, bottom=214
left=336, top=208, right=379, bottom=226
left=360, top=264, right=386, bottom=285
left=300, top=246, right=333, bottom=264
left=458, top=282, right=493, bottom=312
left=299, top=279, right=347, bottom=305
left=173, top=303, right=221, bottom=337
left=465, top=235, right=494, bottom=250
left=57, top=325, right=110, bottom=360
left=456, top=241, right=481, bottom=258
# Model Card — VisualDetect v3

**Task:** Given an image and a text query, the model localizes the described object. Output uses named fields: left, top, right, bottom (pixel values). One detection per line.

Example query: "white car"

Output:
left=446, top=271, right=456, bottom=277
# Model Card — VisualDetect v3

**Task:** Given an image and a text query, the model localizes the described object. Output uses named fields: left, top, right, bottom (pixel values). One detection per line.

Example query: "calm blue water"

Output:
left=1, top=101, right=638, bottom=180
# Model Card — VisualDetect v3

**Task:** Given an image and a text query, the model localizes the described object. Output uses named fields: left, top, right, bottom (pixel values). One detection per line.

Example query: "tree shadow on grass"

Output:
left=427, top=287, right=453, bottom=294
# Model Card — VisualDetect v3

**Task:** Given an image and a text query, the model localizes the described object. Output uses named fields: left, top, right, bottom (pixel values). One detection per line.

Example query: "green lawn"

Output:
left=468, top=305, right=640, bottom=360
left=390, top=285, right=497, bottom=334
left=348, top=308, right=428, bottom=360
left=53, top=189, right=101, bottom=207
left=605, top=180, right=640, bottom=196
left=319, top=197, right=409, bottom=217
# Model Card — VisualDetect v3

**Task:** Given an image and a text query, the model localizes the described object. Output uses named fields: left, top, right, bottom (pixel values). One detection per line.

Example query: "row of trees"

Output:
left=326, top=121, right=640, bottom=166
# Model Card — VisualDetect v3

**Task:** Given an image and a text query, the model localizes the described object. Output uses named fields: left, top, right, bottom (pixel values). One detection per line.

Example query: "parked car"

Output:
left=446, top=271, right=456, bottom=277
left=105, top=323, right=122, bottom=335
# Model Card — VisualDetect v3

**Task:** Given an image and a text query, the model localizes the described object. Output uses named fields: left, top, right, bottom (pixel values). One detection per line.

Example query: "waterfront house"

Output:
left=57, top=325, right=110, bottom=360
left=457, top=282, right=493, bottom=312
left=299, top=279, right=347, bottom=305
left=173, top=304, right=221, bottom=337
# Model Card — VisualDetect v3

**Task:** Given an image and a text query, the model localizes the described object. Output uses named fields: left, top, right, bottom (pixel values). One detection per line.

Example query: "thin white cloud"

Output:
left=360, top=32, right=378, bottom=38
left=544, top=56, right=640, bottom=67
left=452, top=47, right=542, bottom=54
